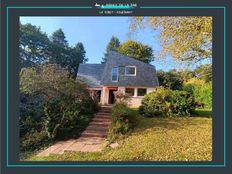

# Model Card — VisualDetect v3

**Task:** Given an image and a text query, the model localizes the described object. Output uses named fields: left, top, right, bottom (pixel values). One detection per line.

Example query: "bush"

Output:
left=20, top=130, right=49, bottom=152
left=19, top=64, right=99, bottom=152
left=139, top=87, right=196, bottom=117
left=20, top=93, right=44, bottom=120
left=19, top=116, right=44, bottom=137
left=183, top=78, right=212, bottom=109
left=108, top=103, right=136, bottom=142
left=44, top=94, right=98, bottom=139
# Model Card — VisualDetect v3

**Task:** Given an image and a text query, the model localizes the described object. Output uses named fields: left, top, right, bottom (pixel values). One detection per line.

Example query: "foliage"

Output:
left=139, top=87, right=196, bottom=117
left=20, top=64, right=68, bottom=97
left=20, top=130, right=50, bottom=152
left=29, top=113, right=212, bottom=161
left=178, top=69, right=196, bottom=82
left=117, top=40, right=154, bottom=63
left=184, top=78, right=212, bottom=109
left=19, top=23, right=50, bottom=67
left=50, top=28, right=68, bottom=46
left=130, top=17, right=212, bottom=62
left=49, top=29, right=88, bottom=76
left=108, top=103, right=137, bottom=142
left=102, top=36, right=120, bottom=63
left=195, top=64, right=212, bottom=83
left=20, top=93, right=44, bottom=120
left=44, top=94, right=97, bottom=139
left=19, top=64, right=98, bottom=152
left=67, top=43, right=88, bottom=77
left=19, top=115, right=44, bottom=137
left=157, top=70, right=183, bottom=90
left=20, top=24, right=87, bottom=77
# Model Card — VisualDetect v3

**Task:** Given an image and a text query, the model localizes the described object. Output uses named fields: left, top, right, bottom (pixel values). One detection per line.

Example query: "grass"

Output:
left=27, top=110, right=212, bottom=161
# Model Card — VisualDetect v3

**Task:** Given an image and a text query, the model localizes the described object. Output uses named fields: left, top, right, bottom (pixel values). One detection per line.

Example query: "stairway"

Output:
left=37, top=106, right=112, bottom=156
left=81, top=106, right=112, bottom=138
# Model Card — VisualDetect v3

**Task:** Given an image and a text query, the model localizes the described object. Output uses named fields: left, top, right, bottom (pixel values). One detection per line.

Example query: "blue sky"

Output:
left=20, top=16, right=202, bottom=71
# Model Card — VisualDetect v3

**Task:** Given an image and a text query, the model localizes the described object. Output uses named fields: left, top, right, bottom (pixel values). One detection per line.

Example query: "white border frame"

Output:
left=125, top=66, right=136, bottom=76
left=111, top=67, right=119, bottom=82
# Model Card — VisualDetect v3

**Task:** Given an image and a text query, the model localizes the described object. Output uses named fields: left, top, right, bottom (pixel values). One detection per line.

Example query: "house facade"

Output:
left=77, top=51, right=159, bottom=107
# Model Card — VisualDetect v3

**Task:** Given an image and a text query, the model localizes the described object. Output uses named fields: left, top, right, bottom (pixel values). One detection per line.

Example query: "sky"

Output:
left=20, top=16, right=205, bottom=71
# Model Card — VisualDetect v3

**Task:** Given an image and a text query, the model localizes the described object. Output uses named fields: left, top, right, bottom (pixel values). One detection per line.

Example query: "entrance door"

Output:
left=108, top=89, right=117, bottom=104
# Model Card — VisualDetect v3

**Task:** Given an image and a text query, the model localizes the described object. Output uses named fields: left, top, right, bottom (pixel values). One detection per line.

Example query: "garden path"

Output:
left=37, top=106, right=112, bottom=157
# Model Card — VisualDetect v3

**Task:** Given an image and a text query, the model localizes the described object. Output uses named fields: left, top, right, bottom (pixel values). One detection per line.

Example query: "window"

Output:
left=125, top=66, right=136, bottom=76
left=111, top=67, right=118, bottom=82
left=125, top=88, right=135, bottom=96
left=137, top=88, right=147, bottom=96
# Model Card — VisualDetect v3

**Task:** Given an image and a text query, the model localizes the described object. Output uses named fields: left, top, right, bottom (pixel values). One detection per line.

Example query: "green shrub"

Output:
left=184, top=78, right=212, bottom=109
left=139, top=87, right=196, bottom=117
left=19, top=116, right=44, bottom=137
left=19, top=93, right=44, bottom=120
left=20, top=64, right=99, bottom=139
left=108, top=103, right=136, bottom=142
left=20, top=130, right=50, bottom=152
left=169, top=90, right=195, bottom=116
left=44, top=94, right=98, bottom=139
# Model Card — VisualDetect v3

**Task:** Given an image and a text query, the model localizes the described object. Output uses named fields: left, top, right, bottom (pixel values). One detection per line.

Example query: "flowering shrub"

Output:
left=108, top=103, right=135, bottom=142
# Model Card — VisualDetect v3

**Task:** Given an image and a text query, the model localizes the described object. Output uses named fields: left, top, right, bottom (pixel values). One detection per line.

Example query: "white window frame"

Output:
left=111, top=67, right=119, bottom=82
left=125, top=66, right=136, bottom=76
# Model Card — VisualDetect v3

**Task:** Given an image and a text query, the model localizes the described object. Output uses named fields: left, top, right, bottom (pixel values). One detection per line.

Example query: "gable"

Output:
left=101, top=51, right=159, bottom=87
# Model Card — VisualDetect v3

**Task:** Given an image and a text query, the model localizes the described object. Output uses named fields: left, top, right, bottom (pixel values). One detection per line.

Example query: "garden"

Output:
left=19, top=17, right=212, bottom=161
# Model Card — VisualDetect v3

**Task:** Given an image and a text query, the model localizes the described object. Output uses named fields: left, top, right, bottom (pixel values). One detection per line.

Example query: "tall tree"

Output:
left=19, top=23, right=50, bottom=67
left=50, top=28, right=68, bottom=47
left=75, top=42, right=88, bottom=63
left=130, top=17, right=212, bottom=62
left=68, top=42, right=87, bottom=77
left=102, top=36, right=120, bottom=63
left=117, top=40, right=154, bottom=63
left=49, top=29, right=69, bottom=67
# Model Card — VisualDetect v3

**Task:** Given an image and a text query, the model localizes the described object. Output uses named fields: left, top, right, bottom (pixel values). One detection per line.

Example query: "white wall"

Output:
left=100, top=86, right=155, bottom=107
left=124, top=87, right=155, bottom=108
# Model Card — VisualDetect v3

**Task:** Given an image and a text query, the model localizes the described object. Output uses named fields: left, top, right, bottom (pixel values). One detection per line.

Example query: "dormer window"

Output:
left=125, top=66, right=136, bottom=76
left=111, top=67, right=118, bottom=82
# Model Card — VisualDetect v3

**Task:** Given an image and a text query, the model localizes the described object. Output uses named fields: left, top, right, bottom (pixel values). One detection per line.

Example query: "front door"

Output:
left=108, top=89, right=117, bottom=104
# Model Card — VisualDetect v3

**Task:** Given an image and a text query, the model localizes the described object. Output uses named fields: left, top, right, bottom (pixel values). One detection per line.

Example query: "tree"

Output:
left=50, top=28, right=68, bottom=47
left=179, top=70, right=196, bottom=82
left=19, top=23, right=50, bottom=67
left=117, top=40, right=154, bottom=63
left=130, top=17, right=212, bottom=62
left=49, top=29, right=69, bottom=66
left=157, top=70, right=183, bottom=90
left=49, top=29, right=87, bottom=77
left=102, top=36, right=120, bottom=63
left=68, top=43, right=87, bottom=77
left=194, top=64, right=212, bottom=83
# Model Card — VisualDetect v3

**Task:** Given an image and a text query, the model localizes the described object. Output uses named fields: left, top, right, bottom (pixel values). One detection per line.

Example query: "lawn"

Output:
left=28, top=110, right=212, bottom=161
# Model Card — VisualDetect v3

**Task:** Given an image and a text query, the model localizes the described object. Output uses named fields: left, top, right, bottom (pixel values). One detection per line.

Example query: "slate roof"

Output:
left=77, top=64, right=105, bottom=88
left=77, top=51, right=159, bottom=88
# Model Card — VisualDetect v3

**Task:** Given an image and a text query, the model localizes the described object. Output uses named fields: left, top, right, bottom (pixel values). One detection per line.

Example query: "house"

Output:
left=77, top=51, right=159, bottom=107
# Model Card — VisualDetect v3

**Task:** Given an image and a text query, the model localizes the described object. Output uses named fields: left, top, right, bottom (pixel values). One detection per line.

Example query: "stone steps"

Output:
left=37, top=106, right=112, bottom=156
left=80, top=107, right=112, bottom=138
